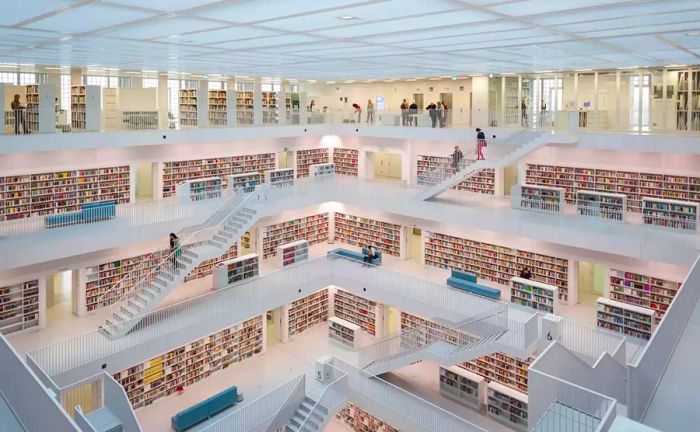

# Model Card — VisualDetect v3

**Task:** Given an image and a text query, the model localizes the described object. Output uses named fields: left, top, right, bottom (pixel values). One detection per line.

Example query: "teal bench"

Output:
left=447, top=269, right=500, bottom=300
left=45, top=201, right=117, bottom=229
left=171, top=386, right=239, bottom=432
left=328, top=247, right=382, bottom=265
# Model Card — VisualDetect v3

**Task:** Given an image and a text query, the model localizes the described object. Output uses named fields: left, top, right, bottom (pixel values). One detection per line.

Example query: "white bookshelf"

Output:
left=262, top=91, right=278, bottom=123
left=227, top=173, right=261, bottom=193
left=336, top=402, right=399, bottom=432
left=261, top=213, right=329, bottom=259
left=179, top=89, right=198, bottom=127
left=424, top=231, right=570, bottom=303
left=71, top=85, right=86, bottom=130
left=333, top=212, right=402, bottom=257
left=510, top=277, right=556, bottom=313
left=208, top=90, right=228, bottom=127
left=286, top=289, right=329, bottom=340
left=642, top=197, right=698, bottom=231
left=24, top=84, right=39, bottom=133
left=609, top=269, right=681, bottom=324
left=277, top=239, right=309, bottom=268
left=576, top=190, right=626, bottom=222
left=309, top=163, right=335, bottom=179
left=332, top=148, right=359, bottom=176
left=334, top=289, right=381, bottom=336
left=296, top=148, right=329, bottom=178
left=236, top=90, right=254, bottom=125
left=103, top=87, right=118, bottom=129
left=597, top=297, right=656, bottom=340
left=0, top=279, right=40, bottom=335
left=175, top=177, right=223, bottom=202
left=213, top=253, right=259, bottom=289
left=328, top=316, right=365, bottom=348
left=487, top=381, right=529, bottom=431
left=439, top=365, right=485, bottom=410
left=265, top=168, right=295, bottom=188
left=113, top=316, right=264, bottom=409
left=517, top=184, right=565, bottom=213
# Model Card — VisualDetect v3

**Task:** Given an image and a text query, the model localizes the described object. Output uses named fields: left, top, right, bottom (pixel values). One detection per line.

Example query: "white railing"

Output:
left=554, top=316, right=627, bottom=366
left=627, top=254, right=700, bottom=420
left=58, top=372, right=104, bottom=420
left=199, top=375, right=305, bottom=432
left=332, top=358, right=488, bottom=432
left=298, top=366, right=348, bottom=432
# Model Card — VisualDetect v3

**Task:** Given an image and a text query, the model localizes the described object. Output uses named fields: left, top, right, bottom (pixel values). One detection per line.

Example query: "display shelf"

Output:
left=179, top=89, right=198, bottom=127
left=333, top=148, right=359, bottom=177
left=417, top=155, right=496, bottom=194
left=262, top=213, right=329, bottom=259
left=0, top=279, right=39, bottom=335
left=208, top=90, right=228, bottom=127
left=0, top=165, right=131, bottom=221
left=296, top=148, right=329, bottom=178
left=328, top=316, right=362, bottom=348
left=518, top=184, right=564, bottom=213
left=642, top=197, right=698, bottom=231
left=334, top=289, right=380, bottom=336
left=162, top=154, right=275, bottom=197
left=176, top=177, right=223, bottom=201
left=265, top=168, right=295, bottom=188
left=287, top=289, right=329, bottom=338
left=576, top=190, right=626, bottom=222
left=213, top=254, right=259, bottom=289
left=71, top=85, right=86, bottom=131
left=424, top=231, right=570, bottom=302
left=277, top=239, right=309, bottom=268
left=439, top=365, right=485, bottom=410
left=83, top=243, right=237, bottom=312
left=525, top=163, right=700, bottom=212
left=609, top=269, right=682, bottom=324
left=25, top=84, right=39, bottom=132
left=486, top=381, right=529, bottom=431
left=227, top=173, right=261, bottom=193
left=333, top=212, right=401, bottom=257
left=236, top=91, right=254, bottom=125
left=262, top=91, right=278, bottom=123
left=335, top=402, right=399, bottom=432
left=309, top=163, right=335, bottom=179
left=510, top=277, right=556, bottom=313
left=597, top=297, right=656, bottom=340
left=113, top=316, right=263, bottom=409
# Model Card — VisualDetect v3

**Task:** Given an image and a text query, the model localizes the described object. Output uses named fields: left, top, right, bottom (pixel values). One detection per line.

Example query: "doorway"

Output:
left=440, top=93, right=453, bottom=124
left=370, top=151, right=402, bottom=181
left=278, top=150, right=294, bottom=169
left=413, top=93, right=424, bottom=109
left=135, top=162, right=153, bottom=201
left=45, top=270, right=79, bottom=323
left=578, top=261, right=607, bottom=306
left=382, top=306, right=401, bottom=337
left=268, top=306, right=285, bottom=348
left=405, top=227, right=423, bottom=263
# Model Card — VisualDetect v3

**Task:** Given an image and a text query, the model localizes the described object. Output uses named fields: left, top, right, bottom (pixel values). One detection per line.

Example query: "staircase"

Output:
left=417, top=130, right=577, bottom=201
left=285, top=396, right=338, bottom=432
left=98, top=193, right=260, bottom=339
left=531, top=401, right=606, bottom=432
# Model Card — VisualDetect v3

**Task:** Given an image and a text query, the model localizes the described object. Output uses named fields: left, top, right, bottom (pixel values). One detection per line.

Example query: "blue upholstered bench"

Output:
left=81, top=201, right=116, bottom=223
left=328, top=248, right=382, bottom=266
left=171, top=386, right=239, bottom=432
left=447, top=269, right=500, bottom=300
left=44, top=211, right=82, bottom=229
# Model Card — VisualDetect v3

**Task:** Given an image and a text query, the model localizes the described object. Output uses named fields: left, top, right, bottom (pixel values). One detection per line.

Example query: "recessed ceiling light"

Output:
left=44, top=67, right=64, bottom=71
left=686, top=31, right=700, bottom=36
left=168, top=34, right=179, bottom=39
left=617, top=66, right=638, bottom=69
left=60, top=36, right=71, bottom=41
left=429, top=78, right=441, bottom=81
left=337, top=15, right=358, bottom=20
left=574, top=68, right=592, bottom=72
left=169, top=55, right=178, bottom=59
left=665, top=64, right=687, bottom=68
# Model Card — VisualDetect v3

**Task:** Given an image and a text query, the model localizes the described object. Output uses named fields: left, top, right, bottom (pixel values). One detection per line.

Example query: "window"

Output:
left=142, top=78, right=158, bottom=88
left=261, top=83, right=280, bottom=92
left=118, top=77, right=132, bottom=88
left=167, top=79, right=180, bottom=119
left=18, top=73, right=36, bottom=85
left=235, top=82, right=253, bottom=91
left=0, top=72, right=16, bottom=84
left=61, top=74, right=71, bottom=122
left=86, top=75, right=110, bottom=87
left=630, top=74, right=650, bottom=131
left=289, top=84, right=299, bottom=92
left=208, top=81, right=224, bottom=90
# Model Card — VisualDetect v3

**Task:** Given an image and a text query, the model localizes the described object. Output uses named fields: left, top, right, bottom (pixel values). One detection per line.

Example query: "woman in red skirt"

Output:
left=476, top=128, right=486, bottom=160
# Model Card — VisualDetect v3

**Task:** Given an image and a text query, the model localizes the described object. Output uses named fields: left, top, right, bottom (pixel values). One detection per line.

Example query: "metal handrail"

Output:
left=298, top=372, right=347, bottom=432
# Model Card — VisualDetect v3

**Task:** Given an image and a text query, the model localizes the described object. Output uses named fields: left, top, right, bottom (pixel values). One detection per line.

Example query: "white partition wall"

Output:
left=38, top=84, right=56, bottom=133
left=0, top=84, right=4, bottom=134
left=85, top=85, right=101, bottom=132
left=197, top=82, right=208, bottom=127
left=299, top=92, right=308, bottom=124
left=253, top=82, right=263, bottom=125
left=278, top=82, right=287, bottom=125
left=226, top=90, right=237, bottom=126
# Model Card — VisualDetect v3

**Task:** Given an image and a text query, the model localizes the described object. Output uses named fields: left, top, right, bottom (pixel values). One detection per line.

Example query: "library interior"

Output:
left=1, top=1, right=700, bottom=432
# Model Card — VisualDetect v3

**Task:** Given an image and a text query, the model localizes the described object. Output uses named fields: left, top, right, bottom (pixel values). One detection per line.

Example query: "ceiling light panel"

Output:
left=154, top=26, right=281, bottom=44
left=212, top=34, right=321, bottom=50
left=0, top=0, right=75, bottom=26
left=101, top=17, right=215, bottom=39
left=313, top=9, right=498, bottom=38
left=105, top=0, right=223, bottom=12
left=193, top=0, right=369, bottom=23
left=259, top=0, right=461, bottom=31
left=24, top=3, right=157, bottom=33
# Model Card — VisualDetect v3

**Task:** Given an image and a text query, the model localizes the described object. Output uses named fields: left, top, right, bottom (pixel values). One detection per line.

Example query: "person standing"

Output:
left=440, top=102, right=448, bottom=128
left=409, top=101, right=418, bottom=126
left=169, top=233, right=182, bottom=269
left=309, top=99, right=315, bottom=111
left=11, top=94, right=28, bottom=135
left=363, top=245, right=378, bottom=267
left=519, top=267, right=532, bottom=279
left=451, top=145, right=463, bottom=171
left=366, top=99, right=374, bottom=123
left=540, top=98, right=547, bottom=126
left=400, top=99, right=409, bottom=126
left=521, top=97, right=528, bottom=127
left=476, top=128, right=487, bottom=160
left=352, top=103, right=362, bottom=123
left=427, top=102, right=437, bottom=128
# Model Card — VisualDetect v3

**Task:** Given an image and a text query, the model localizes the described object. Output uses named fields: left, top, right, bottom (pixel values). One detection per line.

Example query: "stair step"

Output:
left=120, top=304, right=139, bottom=318
left=182, top=249, right=198, bottom=259
left=217, top=230, right=234, bottom=239
left=213, top=234, right=228, bottom=244
left=208, top=239, right=225, bottom=249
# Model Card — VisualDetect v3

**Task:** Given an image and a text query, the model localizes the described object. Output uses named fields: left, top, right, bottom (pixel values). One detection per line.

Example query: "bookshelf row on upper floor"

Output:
left=335, top=402, right=399, bottom=432
left=333, top=212, right=402, bottom=257
left=261, top=213, right=329, bottom=259
left=0, top=279, right=40, bottom=335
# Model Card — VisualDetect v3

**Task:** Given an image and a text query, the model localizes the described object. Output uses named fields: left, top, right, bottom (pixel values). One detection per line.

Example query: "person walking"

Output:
left=539, top=98, right=547, bottom=126
left=169, top=233, right=182, bottom=269
left=451, top=145, right=463, bottom=171
left=366, top=99, right=374, bottom=123
left=11, top=94, right=28, bottom=135
left=400, top=99, right=409, bottom=126
left=476, top=128, right=487, bottom=160
left=409, top=101, right=418, bottom=126
left=427, top=102, right=437, bottom=128
left=521, top=97, right=528, bottom=127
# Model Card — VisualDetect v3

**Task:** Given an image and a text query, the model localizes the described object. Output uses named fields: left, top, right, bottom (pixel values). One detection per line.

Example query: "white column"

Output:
left=471, top=76, right=489, bottom=128
left=615, top=71, right=621, bottom=129
left=74, top=269, right=88, bottom=317
left=0, top=84, right=5, bottom=134
left=500, top=76, right=506, bottom=125
left=157, top=75, right=169, bottom=129
left=70, top=67, right=82, bottom=87
left=298, top=92, right=309, bottom=125
left=567, top=259, right=579, bottom=306
left=573, top=73, right=579, bottom=109
left=38, top=277, right=47, bottom=328
left=494, top=167, right=505, bottom=197
left=253, top=82, right=263, bottom=125
left=226, top=90, right=237, bottom=126
left=85, top=85, right=102, bottom=132
left=328, top=211, right=335, bottom=242
left=197, top=81, right=208, bottom=127
left=38, top=84, right=56, bottom=134
left=593, top=71, right=599, bottom=112
left=278, top=82, right=287, bottom=125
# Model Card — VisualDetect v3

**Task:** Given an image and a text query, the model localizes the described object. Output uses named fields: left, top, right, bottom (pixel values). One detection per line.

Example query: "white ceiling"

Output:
left=0, top=0, right=699, bottom=80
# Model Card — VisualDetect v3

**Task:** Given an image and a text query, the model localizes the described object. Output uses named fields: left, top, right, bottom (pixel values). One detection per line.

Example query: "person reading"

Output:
left=363, top=245, right=378, bottom=266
